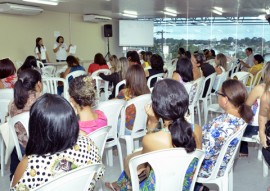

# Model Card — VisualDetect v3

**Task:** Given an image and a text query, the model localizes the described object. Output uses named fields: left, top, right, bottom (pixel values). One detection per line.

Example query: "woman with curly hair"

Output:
left=69, top=75, right=107, bottom=135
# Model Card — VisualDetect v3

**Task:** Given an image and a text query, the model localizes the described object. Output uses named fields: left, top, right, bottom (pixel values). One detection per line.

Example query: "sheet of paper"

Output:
left=54, top=31, right=61, bottom=38
left=69, top=45, right=77, bottom=54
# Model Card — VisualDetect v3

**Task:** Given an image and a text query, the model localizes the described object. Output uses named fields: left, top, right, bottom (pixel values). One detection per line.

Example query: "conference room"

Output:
left=1, top=0, right=270, bottom=190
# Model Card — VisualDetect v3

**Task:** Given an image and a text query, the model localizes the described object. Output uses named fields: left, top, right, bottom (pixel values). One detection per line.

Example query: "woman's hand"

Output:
left=260, top=132, right=268, bottom=148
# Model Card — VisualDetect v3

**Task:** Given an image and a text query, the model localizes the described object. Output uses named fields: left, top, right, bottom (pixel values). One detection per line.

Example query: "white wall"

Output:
left=0, top=11, right=122, bottom=66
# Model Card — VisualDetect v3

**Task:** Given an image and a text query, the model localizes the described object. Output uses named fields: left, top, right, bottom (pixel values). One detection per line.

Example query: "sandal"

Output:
left=105, top=182, right=119, bottom=191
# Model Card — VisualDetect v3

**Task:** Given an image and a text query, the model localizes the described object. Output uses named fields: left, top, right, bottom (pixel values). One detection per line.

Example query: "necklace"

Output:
left=161, top=127, right=170, bottom=133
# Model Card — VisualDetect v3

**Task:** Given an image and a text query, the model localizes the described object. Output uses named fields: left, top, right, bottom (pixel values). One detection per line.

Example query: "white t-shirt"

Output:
left=35, top=46, right=47, bottom=60
left=53, top=43, right=68, bottom=61
left=241, top=53, right=254, bottom=71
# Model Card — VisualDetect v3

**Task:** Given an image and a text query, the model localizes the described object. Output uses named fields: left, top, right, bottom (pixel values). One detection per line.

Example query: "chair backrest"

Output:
left=213, top=70, right=229, bottom=93
left=119, top=94, right=151, bottom=137
left=189, top=77, right=204, bottom=106
left=253, top=70, right=263, bottom=86
left=0, top=88, right=14, bottom=124
left=41, top=66, right=56, bottom=77
left=87, top=125, right=111, bottom=156
left=231, top=71, right=249, bottom=85
left=8, top=112, right=30, bottom=161
left=37, top=60, right=44, bottom=68
left=129, top=148, right=205, bottom=191
left=0, top=99, right=11, bottom=124
left=200, top=123, right=247, bottom=181
left=200, top=72, right=217, bottom=99
left=97, top=100, right=126, bottom=140
left=91, top=69, right=111, bottom=77
left=115, top=79, right=126, bottom=97
left=42, top=77, right=68, bottom=100
left=65, top=70, right=87, bottom=84
left=147, top=73, right=164, bottom=89
left=32, top=163, right=102, bottom=191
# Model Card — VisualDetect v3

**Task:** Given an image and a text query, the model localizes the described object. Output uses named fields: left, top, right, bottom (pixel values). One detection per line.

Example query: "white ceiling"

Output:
left=0, top=0, right=269, bottom=18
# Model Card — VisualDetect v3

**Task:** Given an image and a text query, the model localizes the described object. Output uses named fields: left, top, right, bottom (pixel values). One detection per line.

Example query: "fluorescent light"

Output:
left=164, top=11, right=177, bottom=17
left=212, top=9, right=222, bottom=15
left=164, top=8, right=177, bottom=14
left=23, top=0, right=58, bottom=6
left=122, top=13, right=137, bottom=18
left=213, top=6, right=223, bottom=12
left=123, top=10, right=137, bottom=15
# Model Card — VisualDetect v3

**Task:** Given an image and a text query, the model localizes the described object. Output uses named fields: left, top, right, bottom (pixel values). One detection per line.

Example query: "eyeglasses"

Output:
left=215, top=91, right=226, bottom=97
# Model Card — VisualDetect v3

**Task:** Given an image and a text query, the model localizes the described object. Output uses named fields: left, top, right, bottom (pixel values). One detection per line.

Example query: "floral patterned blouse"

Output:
left=10, top=135, right=103, bottom=191
left=1, top=74, right=17, bottom=88
left=9, top=91, right=42, bottom=148
left=199, top=113, right=245, bottom=178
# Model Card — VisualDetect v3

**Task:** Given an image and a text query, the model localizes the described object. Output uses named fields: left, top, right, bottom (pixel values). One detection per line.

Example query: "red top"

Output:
left=88, top=63, right=109, bottom=74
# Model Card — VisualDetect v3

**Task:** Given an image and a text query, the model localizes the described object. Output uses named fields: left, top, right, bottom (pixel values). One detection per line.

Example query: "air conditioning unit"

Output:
left=83, top=14, right=112, bottom=23
left=0, top=3, right=43, bottom=16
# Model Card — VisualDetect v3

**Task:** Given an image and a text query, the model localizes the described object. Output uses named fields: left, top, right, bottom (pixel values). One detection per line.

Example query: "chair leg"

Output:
left=258, top=146, right=262, bottom=161
left=117, top=141, right=124, bottom=172
left=263, top=157, right=269, bottom=177
left=0, top=135, right=4, bottom=176
left=125, top=137, right=134, bottom=155
left=203, top=100, right=208, bottom=124
left=134, top=140, right=140, bottom=150
left=106, top=148, right=113, bottom=167
left=229, top=170, right=233, bottom=191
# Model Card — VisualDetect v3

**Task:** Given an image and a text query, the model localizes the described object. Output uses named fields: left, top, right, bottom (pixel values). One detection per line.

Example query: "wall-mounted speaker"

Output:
left=104, top=24, right=113, bottom=37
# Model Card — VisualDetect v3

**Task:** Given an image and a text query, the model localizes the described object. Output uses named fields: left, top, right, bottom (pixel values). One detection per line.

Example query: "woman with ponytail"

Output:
left=105, top=79, right=202, bottom=191
left=195, top=79, right=253, bottom=191
left=9, top=69, right=42, bottom=179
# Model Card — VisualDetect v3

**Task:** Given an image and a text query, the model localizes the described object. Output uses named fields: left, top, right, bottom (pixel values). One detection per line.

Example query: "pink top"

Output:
left=78, top=110, right=107, bottom=134
left=1, top=74, right=17, bottom=88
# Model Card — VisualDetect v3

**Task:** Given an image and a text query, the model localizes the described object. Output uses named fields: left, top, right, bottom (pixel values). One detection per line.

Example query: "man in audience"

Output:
left=239, top=47, right=254, bottom=71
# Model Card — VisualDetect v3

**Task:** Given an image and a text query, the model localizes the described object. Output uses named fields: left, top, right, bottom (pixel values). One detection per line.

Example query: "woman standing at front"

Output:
left=35, top=37, right=50, bottom=63
left=53, top=36, right=71, bottom=62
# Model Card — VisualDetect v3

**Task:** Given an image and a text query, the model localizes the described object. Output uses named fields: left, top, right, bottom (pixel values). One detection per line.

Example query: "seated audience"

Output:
left=108, top=55, right=118, bottom=72
left=246, top=54, right=264, bottom=86
left=212, top=53, right=227, bottom=91
left=69, top=75, right=107, bottom=135
left=194, top=52, right=215, bottom=97
left=116, top=64, right=150, bottom=135
left=10, top=94, right=103, bottom=191
left=9, top=69, right=43, bottom=179
left=142, top=51, right=152, bottom=68
left=195, top=79, right=253, bottom=191
left=88, top=53, right=109, bottom=74
left=99, top=57, right=128, bottom=99
left=105, top=79, right=202, bottom=191
left=128, top=51, right=141, bottom=66
left=145, top=54, right=164, bottom=87
left=172, top=57, right=194, bottom=84
left=58, top=55, right=85, bottom=95
left=17, top=56, right=40, bottom=74
left=0, top=58, right=17, bottom=89
left=240, top=62, right=270, bottom=157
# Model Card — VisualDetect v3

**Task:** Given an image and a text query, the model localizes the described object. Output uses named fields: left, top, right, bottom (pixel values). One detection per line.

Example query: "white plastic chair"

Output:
left=42, top=77, right=69, bottom=100
left=246, top=70, right=262, bottom=93
left=41, top=66, right=56, bottom=77
left=65, top=70, right=87, bottom=85
left=206, top=71, right=229, bottom=122
left=8, top=112, right=30, bottom=163
left=115, top=80, right=126, bottom=97
left=197, top=123, right=247, bottom=191
left=231, top=71, right=249, bottom=85
left=129, top=148, right=205, bottom=191
left=31, top=163, right=102, bottom=191
left=147, top=73, right=164, bottom=89
left=187, top=77, right=204, bottom=125
left=91, top=69, right=112, bottom=101
left=87, top=125, right=111, bottom=157
left=37, top=60, right=44, bottom=68
left=97, top=99, right=126, bottom=171
left=119, top=94, right=151, bottom=155
left=199, top=72, right=217, bottom=124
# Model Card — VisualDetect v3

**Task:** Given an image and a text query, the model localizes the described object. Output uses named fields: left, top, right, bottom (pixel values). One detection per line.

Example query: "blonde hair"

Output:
left=116, top=57, right=129, bottom=80
left=263, top=61, right=270, bottom=92
left=216, top=53, right=227, bottom=70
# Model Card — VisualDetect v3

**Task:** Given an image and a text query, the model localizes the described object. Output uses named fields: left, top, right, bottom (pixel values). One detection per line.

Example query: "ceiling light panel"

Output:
left=23, top=0, right=58, bottom=6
